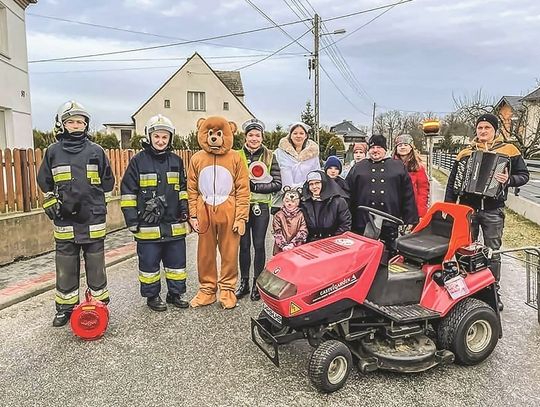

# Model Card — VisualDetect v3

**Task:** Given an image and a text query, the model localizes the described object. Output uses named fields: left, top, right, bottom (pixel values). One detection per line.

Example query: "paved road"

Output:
left=1, top=234, right=539, bottom=407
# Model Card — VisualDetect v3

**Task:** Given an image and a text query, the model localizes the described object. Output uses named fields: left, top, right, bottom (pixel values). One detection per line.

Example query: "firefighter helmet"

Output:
left=53, top=100, right=91, bottom=138
left=144, top=114, right=175, bottom=137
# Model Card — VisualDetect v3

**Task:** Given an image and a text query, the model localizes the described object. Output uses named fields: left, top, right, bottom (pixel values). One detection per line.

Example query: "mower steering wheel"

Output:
left=357, top=206, right=404, bottom=226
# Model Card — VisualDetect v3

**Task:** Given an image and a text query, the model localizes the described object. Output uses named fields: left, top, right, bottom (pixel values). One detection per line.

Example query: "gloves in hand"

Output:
left=43, top=193, right=62, bottom=220
left=142, top=196, right=166, bottom=224
left=232, top=219, right=246, bottom=236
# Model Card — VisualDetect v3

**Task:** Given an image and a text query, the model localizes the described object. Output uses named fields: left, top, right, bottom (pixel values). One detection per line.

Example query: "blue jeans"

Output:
left=471, top=208, right=505, bottom=282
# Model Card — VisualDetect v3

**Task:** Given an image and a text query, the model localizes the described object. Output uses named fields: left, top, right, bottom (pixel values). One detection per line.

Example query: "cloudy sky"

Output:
left=26, top=0, right=540, bottom=132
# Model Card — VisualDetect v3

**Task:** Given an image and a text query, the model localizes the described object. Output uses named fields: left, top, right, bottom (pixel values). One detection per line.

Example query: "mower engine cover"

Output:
left=70, top=290, right=109, bottom=340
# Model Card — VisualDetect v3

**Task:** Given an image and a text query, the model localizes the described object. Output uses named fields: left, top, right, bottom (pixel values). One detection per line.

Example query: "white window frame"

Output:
left=187, top=91, right=206, bottom=112
left=0, top=5, right=8, bottom=58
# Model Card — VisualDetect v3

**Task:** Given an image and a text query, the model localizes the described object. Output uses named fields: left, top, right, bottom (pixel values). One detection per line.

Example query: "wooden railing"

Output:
left=0, top=148, right=194, bottom=214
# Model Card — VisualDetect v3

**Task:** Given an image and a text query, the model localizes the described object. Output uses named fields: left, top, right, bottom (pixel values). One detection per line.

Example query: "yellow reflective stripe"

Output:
left=139, top=270, right=161, bottom=284
left=87, top=171, right=99, bottom=178
left=86, top=164, right=99, bottom=180
left=135, top=226, right=161, bottom=240
left=120, top=194, right=137, bottom=208
left=52, top=165, right=71, bottom=175
left=166, top=172, right=180, bottom=184
left=55, top=289, right=79, bottom=304
left=53, top=172, right=72, bottom=182
left=139, top=173, right=158, bottom=187
left=171, top=223, right=187, bottom=236
left=43, top=197, right=58, bottom=208
left=164, top=267, right=187, bottom=281
left=91, top=289, right=110, bottom=301
left=54, top=225, right=74, bottom=240
left=179, top=191, right=188, bottom=200
left=89, top=223, right=107, bottom=238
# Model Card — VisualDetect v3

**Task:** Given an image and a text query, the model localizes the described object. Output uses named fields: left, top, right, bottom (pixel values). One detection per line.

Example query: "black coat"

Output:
left=240, top=145, right=282, bottom=196
left=120, top=145, right=188, bottom=242
left=301, top=170, right=351, bottom=241
left=346, top=157, right=418, bottom=233
left=37, top=137, right=115, bottom=243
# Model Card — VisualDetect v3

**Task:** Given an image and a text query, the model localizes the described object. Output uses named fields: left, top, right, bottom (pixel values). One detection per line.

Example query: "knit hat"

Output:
left=324, top=155, right=342, bottom=174
left=352, top=142, right=367, bottom=154
left=288, top=121, right=311, bottom=135
left=306, top=171, right=322, bottom=183
left=394, top=134, right=414, bottom=147
left=368, top=134, right=387, bottom=150
left=476, top=113, right=499, bottom=131
left=242, top=118, right=265, bottom=134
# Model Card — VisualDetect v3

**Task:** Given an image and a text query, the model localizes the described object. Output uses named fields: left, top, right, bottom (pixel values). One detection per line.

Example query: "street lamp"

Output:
left=312, top=14, right=346, bottom=144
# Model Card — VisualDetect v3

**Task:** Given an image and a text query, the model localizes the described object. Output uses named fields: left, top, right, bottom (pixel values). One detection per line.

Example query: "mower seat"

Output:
left=396, top=212, right=453, bottom=263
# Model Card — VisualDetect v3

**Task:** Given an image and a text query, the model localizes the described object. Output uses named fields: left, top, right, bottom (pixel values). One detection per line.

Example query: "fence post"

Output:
left=19, top=149, right=31, bottom=212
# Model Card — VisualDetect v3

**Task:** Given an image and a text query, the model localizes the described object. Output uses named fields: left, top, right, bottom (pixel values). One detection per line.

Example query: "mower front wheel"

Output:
left=308, top=340, right=352, bottom=393
left=437, top=297, right=499, bottom=365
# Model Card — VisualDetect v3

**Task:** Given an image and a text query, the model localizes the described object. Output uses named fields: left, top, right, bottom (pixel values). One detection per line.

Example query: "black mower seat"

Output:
left=396, top=212, right=453, bottom=262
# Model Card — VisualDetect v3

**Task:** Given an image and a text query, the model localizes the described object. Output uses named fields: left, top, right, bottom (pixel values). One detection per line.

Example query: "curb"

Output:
left=0, top=243, right=136, bottom=311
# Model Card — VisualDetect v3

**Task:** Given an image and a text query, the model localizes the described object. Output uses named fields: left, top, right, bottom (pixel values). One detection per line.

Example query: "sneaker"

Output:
left=147, top=295, right=167, bottom=312
left=52, top=311, right=71, bottom=327
left=166, top=293, right=189, bottom=309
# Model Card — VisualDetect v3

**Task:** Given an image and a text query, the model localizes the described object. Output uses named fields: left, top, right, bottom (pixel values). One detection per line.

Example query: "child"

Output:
left=324, top=155, right=349, bottom=198
left=272, top=186, right=308, bottom=254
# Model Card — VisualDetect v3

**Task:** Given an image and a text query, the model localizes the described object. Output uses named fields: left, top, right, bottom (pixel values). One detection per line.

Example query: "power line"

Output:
left=27, top=12, right=272, bottom=53
left=323, top=0, right=413, bottom=22
left=29, top=18, right=311, bottom=63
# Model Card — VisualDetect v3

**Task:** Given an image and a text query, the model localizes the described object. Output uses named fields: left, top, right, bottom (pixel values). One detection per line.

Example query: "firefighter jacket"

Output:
left=37, top=136, right=115, bottom=243
left=238, top=145, right=282, bottom=204
left=120, top=145, right=188, bottom=242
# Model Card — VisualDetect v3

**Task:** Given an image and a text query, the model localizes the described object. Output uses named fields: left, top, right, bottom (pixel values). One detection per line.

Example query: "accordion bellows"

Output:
left=453, top=150, right=510, bottom=198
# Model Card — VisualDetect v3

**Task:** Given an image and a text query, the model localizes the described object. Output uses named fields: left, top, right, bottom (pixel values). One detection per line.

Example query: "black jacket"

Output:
left=37, top=136, right=115, bottom=243
left=120, top=144, right=188, bottom=242
left=239, top=145, right=282, bottom=198
left=445, top=137, right=529, bottom=210
left=301, top=170, right=351, bottom=241
left=346, top=157, right=418, bottom=233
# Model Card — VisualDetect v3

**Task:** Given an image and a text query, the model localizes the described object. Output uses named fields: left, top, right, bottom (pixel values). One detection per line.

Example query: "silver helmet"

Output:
left=144, top=114, right=175, bottom=137
left=53, top=100, right=91, bottom=138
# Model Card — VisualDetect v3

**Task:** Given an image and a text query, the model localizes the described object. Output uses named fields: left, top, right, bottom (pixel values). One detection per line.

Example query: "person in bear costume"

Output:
left=187, top=116, right=250, bottom=309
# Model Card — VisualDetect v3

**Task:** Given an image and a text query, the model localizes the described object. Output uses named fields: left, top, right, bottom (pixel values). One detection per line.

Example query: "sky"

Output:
left=25, top=0, right=540, bottom=133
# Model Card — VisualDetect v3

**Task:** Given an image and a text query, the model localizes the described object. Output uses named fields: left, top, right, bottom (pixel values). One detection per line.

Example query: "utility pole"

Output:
left=371, top=102, right=376, bottom=136
left=313, top=13, right=320, bottom=144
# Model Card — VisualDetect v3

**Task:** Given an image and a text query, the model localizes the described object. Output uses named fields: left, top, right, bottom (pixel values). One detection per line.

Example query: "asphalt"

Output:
left=1, top=180, right=540, bottom=406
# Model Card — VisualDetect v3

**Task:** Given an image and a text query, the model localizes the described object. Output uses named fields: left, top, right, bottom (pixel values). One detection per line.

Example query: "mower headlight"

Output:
left=257, top=270, right=297, bottom=300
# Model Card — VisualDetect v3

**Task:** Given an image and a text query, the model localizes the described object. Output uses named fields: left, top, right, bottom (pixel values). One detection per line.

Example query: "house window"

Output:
left=187, top=91, right=206, bottom=111
left=0, top=5, right=8, bottom=57
left=164, top=99, right=171, bottom=108
left=223, top=102, right=229, bottom=111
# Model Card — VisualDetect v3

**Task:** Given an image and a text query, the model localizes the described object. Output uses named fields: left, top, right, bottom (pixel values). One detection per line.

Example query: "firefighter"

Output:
left=37, top=101, right=115, bottom=327
left=120, top=115, right=189, bottom=311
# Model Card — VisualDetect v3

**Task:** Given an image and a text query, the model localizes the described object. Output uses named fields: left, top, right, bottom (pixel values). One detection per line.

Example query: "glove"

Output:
left=128, top=225, right=139, bottom=234
left=142, top=196, right=166, bottom=224
left=232, top=219, right=246, bottom=236
left=43, top=193, right=62, bottom=220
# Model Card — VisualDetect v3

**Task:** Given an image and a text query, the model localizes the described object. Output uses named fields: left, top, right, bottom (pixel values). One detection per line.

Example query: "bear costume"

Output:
left=187, top=116, right=250, bottom=309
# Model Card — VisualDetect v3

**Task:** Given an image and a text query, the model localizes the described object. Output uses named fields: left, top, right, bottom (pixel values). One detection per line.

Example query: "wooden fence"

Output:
left=0, top=148, right=194, bottom=214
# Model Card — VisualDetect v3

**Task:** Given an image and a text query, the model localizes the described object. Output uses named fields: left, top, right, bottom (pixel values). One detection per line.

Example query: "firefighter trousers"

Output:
left=137, top=239, right=187, bottom=298
left=55, top=240, right=108, bottom=312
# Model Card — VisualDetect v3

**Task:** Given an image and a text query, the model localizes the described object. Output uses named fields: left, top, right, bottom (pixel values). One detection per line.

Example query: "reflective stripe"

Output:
left=171, top=223, right=187, bottom=237
left=90, top=288, right=110, bottom=301
left=139, top=270, right=161, bottom=284
left=179, top=190, right=188, bottom=200
left=89, top=223, right=107, bottom=239
left=135, top=226, right=161, bottom=240
left=164, top=267, right=187, bottom=281
left=237, top=149, right=272, bottom=204
left=43, top=197, right=58, bottom=208
left=52, top=165, right=72, bottom=183
left=166, top=171, right=180, bottom=184
left=55, top=289, right=79, bottom=305
left=139, top=173, right=158, bottom=187
left=86, top=164, right=99, bottom=179
left=120, top=194, right=137, bottom=208
left=54, top=225, right=74, bottom=240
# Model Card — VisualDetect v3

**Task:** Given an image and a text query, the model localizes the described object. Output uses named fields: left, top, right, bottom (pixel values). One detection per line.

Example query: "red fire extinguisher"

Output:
left=70, top=289, right=109, bottom=341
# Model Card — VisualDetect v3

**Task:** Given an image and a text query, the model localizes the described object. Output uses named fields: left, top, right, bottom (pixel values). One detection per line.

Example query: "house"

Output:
left=0, top=0, right=37, bottom=149
left=104, top=53, right=254, bottom=146
left=520, top=86, right=540, bottom=146
left=329, top=120, right=367, bottom=149
left=494, top=95, right=524, bottom=140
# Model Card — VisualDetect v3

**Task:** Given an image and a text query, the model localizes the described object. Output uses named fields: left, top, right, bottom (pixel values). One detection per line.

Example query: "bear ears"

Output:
left=197, top=117, right=238, bottom=134
left=283, top=186, right=302, bottom=195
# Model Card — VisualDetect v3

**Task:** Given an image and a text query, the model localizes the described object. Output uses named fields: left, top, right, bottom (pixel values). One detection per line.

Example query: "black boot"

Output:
left=166, top=293, right=189, bottom=308
left=147, top=295, right=167, bottom=312
left=250, top=283, right=260, bottom=301
left=52, top=311, right=71, bottom=327
left=235, top=278, right=250, bottom=299
left=495, top=283, right=504, bottom=312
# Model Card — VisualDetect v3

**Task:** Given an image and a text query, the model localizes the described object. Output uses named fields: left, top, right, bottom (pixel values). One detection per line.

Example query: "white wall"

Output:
left=133, top=54, right=253, bottom=138
left=0, top=0, right=33, bottom=149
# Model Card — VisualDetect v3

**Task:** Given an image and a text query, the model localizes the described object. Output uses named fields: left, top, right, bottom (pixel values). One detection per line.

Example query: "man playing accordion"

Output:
left=445, top=113, right=529, bottom=311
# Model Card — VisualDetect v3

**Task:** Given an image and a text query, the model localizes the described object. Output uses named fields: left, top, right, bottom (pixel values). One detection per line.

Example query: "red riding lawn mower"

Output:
left=251, top=202, right=502, bottom=393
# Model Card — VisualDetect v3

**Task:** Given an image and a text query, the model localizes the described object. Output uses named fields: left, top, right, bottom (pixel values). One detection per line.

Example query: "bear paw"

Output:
left=190, top=291, right=217, bottom=308
left=219, top=290, right=238, bottom=309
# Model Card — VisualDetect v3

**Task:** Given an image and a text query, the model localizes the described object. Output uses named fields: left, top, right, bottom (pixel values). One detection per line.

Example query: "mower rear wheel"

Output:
left=437, top=297, right=499, bottom=365
left=308, top=340, right=352, bottom=393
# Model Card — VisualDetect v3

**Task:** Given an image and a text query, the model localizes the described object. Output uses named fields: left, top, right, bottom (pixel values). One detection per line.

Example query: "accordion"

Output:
left=453, top=150, right=510, bottom=198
